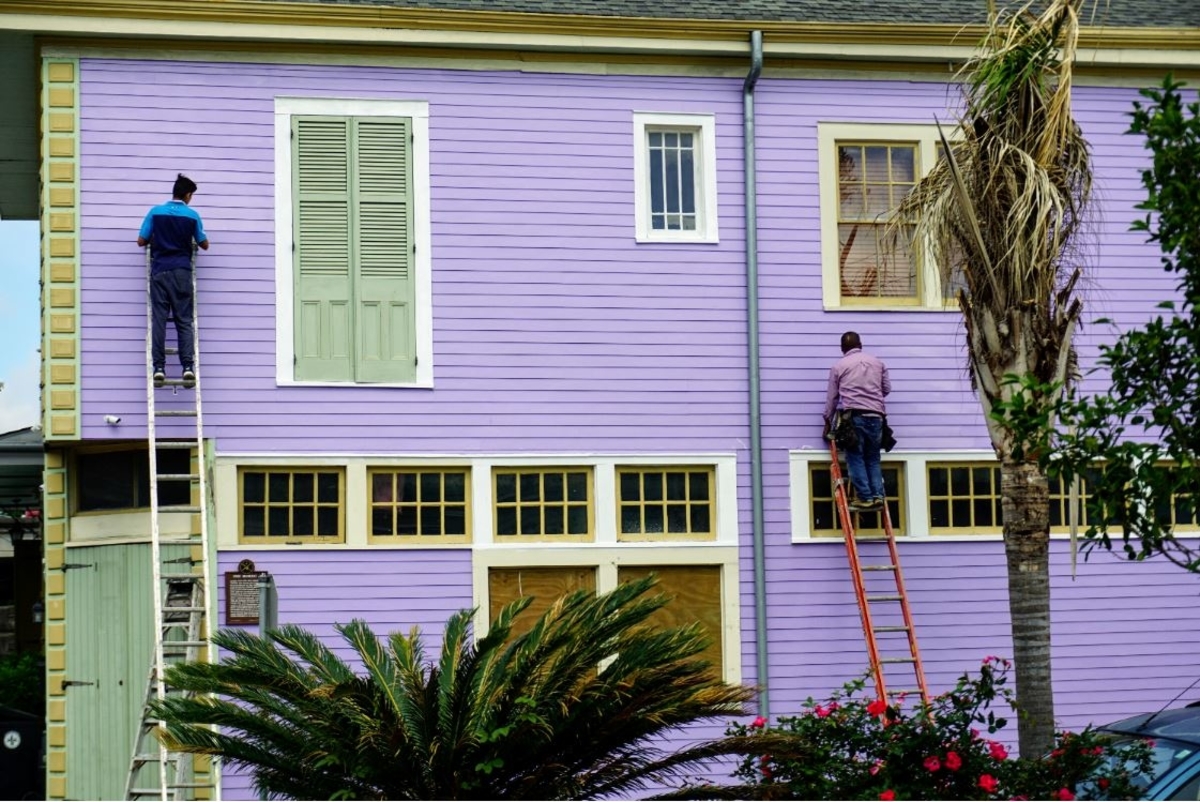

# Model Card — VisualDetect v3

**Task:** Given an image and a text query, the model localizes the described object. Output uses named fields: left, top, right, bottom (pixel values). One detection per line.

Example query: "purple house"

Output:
left=6, top=0, right=1200, bottom=797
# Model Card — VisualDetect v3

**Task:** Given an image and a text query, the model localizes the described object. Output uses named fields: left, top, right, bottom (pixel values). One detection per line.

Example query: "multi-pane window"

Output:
left=368, top=468, right=470, bottom=543
left=647, top=130, right=697, bottom=232
left=836, top=142, right=919, bottom=302
left=928, top=463, right=1003, bottom=535
left=493, top=467, right=592, bottom=541
left=239, top=468, right=344, bottom=543
left=809, top=462, right=905, bottom=537
left=633, top=113, right=717, bottom=243
left=617, top=467, right=715, bottom=541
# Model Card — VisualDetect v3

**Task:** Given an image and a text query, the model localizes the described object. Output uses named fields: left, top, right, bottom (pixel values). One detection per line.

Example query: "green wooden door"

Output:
left=63, top=543, right=190, bottom=800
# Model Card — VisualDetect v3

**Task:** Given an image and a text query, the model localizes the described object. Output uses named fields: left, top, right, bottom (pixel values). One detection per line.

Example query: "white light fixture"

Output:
left=103, top=415, right=121, bottom=425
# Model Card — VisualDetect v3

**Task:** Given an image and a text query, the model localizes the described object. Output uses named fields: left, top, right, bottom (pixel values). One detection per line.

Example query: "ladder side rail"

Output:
left=829, top=441, right=889, bottom=701
left=188, top=244, right=216, bottom=799
left=880, top=505, right=931, bottom=706
left=143, top=245, right=172, bottom=801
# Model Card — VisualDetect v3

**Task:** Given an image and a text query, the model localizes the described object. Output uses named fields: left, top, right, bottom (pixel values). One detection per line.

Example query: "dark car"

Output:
left=1099, top=706, right=1200, bottom=800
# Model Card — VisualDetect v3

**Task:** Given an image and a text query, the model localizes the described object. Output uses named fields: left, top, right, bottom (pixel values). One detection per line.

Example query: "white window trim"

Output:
left=791, top=448, right=1003, bottom=542
left=632, top=112, right=719, bottom=244
left=816, top=122, right=952, bottom=311
left=273, top=97, right=434, bottom=387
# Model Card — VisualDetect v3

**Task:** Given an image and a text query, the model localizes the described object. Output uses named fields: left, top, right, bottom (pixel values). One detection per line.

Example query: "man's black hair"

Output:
left=172, top=173, right=198, bottom=199
left=841, top=331, right=862, bottom=353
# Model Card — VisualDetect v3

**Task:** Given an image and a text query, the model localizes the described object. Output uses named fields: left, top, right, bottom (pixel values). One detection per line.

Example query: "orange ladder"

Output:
left=829, top=440, right=929, bottom=707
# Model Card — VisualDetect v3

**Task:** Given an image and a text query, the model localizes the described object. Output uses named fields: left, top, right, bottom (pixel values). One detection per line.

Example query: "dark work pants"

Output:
left=844, top=414, right=885, bottom=501
left=151, top=268, right=194, bottom=373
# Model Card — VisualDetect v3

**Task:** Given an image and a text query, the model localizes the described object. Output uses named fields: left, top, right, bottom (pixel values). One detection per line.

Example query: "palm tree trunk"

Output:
left=1000, top=458, right=1055, bottom=757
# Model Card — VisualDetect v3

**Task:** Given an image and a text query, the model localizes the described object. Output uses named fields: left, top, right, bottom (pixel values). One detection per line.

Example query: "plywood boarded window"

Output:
left=836, top=141, right=919, bottom=303
left=616, top=466, right=715, bottom=541
left=493, top=467, right=593, bottom=541
left=368, top=468, right=470, bottom=544
left=809, top=462, right=904, bottom=537
left=293, top=115, right=416, bottom=383
left=488, top=566, right=597, bottom=638
left=616, top=565, right=723, bottom=677
left=239, top=468, right=344, bottom=543
left=928, top=463, right=1003, bottom=535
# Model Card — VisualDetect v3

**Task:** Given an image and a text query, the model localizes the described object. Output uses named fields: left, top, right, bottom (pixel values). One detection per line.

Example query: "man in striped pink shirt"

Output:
left=823, top=331, right=891, bottom=511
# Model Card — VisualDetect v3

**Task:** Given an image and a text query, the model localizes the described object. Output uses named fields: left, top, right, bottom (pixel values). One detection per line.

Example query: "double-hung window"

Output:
left=817, top=123, right=958, bottom=309
left=633, top=113, right=719, bottom=243
left=275, top=99, right=432, bottom=385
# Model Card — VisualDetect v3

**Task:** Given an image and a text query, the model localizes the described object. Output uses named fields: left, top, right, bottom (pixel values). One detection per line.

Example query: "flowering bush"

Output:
left=725, top=658, right=1153, bottom=800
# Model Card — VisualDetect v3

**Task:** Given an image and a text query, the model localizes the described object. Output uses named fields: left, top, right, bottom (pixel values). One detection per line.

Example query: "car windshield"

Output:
left=1103, top=735, right=1198, bottom=795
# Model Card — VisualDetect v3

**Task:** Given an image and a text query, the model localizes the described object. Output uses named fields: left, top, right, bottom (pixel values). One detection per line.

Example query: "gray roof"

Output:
left=263, top=1, right=1200, bottom=28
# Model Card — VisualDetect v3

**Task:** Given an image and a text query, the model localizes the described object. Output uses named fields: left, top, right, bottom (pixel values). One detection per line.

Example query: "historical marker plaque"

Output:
left=225, top=559, right=268, bottom=625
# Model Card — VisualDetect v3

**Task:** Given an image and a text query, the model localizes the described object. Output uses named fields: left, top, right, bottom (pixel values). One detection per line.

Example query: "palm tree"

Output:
left=890, top=0, right=1092, bottom=756
left=150, top=576, right=779, bottom=800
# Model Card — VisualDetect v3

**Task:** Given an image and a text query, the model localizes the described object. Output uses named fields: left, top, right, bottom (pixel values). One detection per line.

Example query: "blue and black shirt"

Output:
left=139, top=200, right=208, bottom=274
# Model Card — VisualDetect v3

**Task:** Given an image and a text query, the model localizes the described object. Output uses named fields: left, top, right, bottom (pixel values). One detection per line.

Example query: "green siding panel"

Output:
left=64, top=542, right=192, bottom=800
left=293, top=115, right=416, bottom=383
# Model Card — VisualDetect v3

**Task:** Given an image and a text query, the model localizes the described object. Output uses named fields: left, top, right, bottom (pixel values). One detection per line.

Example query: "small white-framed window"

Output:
left=817, top=122, right=957, bottom=310
left=274, top=97, right=434, bottom=387
left=632, top=112, right=719, bottom=243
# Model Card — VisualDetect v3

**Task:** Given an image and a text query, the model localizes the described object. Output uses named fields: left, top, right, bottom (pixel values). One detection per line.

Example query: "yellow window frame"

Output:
left=367, top=467, right=471, bottom=544
left=492, top=466, right=594, bottom=542
left=238, top=467, right=345, bottom=544
left=616, top=465, right=716, bottom=541
left=808, top=461, right=905, bottom=537
left=927, top=462, right=1003, bottom=535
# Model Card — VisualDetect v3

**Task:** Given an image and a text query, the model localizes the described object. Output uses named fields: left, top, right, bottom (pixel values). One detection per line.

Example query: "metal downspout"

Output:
left=743, top=29, right=768, bottom=717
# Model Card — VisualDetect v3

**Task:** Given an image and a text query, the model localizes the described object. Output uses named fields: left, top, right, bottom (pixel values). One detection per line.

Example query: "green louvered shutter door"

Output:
left=352, top=117, right=416, bottom=383
left=294, top=116, right=354, bottom=381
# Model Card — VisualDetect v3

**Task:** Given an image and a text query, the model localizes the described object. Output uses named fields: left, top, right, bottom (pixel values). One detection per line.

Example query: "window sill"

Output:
left=825, top=302, right=959, bottom=312
left=275, top=379, right=434, bottom=389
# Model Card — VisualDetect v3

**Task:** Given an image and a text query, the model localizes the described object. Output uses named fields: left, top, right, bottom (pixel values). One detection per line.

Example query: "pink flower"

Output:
left=815, top=705, right=831, bottom=718
left=751, top=716, right=766, bottom=729
left=970, top=727, right=981, bottom=740
left=923, top=755, right=941, bottom=772
left=987, top=741, right=1008, bottom=761
left=982, top=655, right=998, bottom=665
left=880, top=791, right=895, bottom=801
left=1097, top=778, right=1110, bottom=791
left=869, top=760, right=884, bottom=776
left=867, top=699, right=888, bottom=717
left=944, top=751, right=962, bottom=771
left=978, top=774, right=999, bottom=794
left=1056, top=788, right=1075, bottom=801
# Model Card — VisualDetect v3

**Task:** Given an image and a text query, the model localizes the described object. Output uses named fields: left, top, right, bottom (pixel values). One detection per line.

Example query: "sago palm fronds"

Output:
left=150, top=576, right=773, bottom=800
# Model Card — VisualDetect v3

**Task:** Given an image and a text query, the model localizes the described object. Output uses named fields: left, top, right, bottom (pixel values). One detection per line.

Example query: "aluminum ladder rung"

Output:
left=156, top=441, right=195, bottom=450
left=862, top=564, right=897, bottom=571
left=866, top=594, right=903, bottom=602
left=874, top=625, right=911, bottom=633
left=881, top=657, right=917, bottom=664
left=157, top=378, right=196, bottom=387
left=156, top=409, right=198, bottom=418
left=158, top=504, right=202, bottom=513
left=156, top=473, right=199, bottom=482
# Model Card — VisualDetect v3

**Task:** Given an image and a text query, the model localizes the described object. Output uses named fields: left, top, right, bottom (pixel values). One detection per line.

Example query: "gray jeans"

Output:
left=150, top=268, right=194, bottom=372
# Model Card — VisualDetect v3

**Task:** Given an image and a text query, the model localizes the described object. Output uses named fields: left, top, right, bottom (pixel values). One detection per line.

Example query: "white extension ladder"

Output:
left=126, top=248, right=216, bottom=801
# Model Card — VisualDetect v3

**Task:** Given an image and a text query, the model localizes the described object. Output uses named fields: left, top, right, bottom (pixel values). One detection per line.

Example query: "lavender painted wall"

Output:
left=71, top=54, right=1200, bottom=796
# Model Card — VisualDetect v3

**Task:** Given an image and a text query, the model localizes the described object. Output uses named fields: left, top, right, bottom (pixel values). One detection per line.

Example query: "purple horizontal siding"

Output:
left=77, top=58, right=751, bottom=455
left=72, top=55, right=1200, bottom=792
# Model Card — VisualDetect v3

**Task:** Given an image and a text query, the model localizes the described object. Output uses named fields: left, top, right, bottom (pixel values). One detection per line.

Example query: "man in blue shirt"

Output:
left=138, top=174, right=209, bottom=388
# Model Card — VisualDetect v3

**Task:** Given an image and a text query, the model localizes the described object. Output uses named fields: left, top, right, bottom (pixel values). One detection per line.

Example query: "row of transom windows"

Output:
left=803, top=461, right=1200, bottom=537
left=236, top=465, right=717, bottom=545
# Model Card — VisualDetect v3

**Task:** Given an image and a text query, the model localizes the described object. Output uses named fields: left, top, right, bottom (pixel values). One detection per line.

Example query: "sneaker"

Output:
left=848, top=499, right=875, bottom=512
left=182, top=369, right=196, bottom=389
left=871, top=498, right=886, bottom=510
left=152, top=370, right=166, bottom=388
